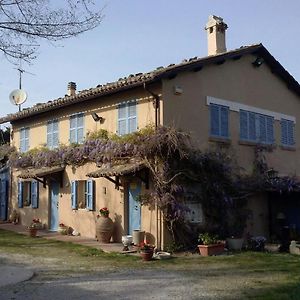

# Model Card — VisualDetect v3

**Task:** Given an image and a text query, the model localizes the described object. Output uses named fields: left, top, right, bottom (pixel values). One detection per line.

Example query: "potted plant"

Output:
left=27, top=218, right=41, bottom=237
left=139, top=241, right=155, bottom=261
left=198, top=233, right=225, bottom=256
left=58, top=222, right=69, bottom=235
left=95, top=207, right=114, bottom=243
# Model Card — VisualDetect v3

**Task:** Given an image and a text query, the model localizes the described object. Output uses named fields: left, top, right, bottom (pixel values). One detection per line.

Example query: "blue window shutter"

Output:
left=71, top=181, right=78, bottom=209
left=220, top=106, right=229, bottom=137
left=240, top=110, right=248, bottom=140
left=128, top=101, right=137, bottom=134
left=118, top=104, right=127, bottom=135
left=18, top=181, right=23, bottom=208
left=210, top=104, right=220, bottom=136
left=288, top=121, right=295, bottom=145
left=77, top=114, right=84, bottom=143
left=70, top=115, right=76, bottom=143
left=86, top=180, right=94, bottom=211
left=258, top=115, right=267, bottom=143
left=31, top=180, right=39, bottom=209
left=281, top=119, right=288, bottom=145
left=266, top=116, right=274, bottom=144
left=20, top=128, right=29, bottom=152
left=249, top=112, right=256, bottom=141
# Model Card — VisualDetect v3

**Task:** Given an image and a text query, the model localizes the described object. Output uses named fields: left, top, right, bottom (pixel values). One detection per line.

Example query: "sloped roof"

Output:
left=1, top=43, right=299, bottom=124
left=87, top=161, right=145, bottom=178
left=18, top=165, right=65, bottom=179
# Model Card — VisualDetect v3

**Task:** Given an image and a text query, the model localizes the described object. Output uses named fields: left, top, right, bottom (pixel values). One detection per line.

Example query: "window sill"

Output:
left=209, top=136, right=231, bottom=144
left=280, top=145, right=296, bottom=151
left=238, top=140, right=276, bottom=148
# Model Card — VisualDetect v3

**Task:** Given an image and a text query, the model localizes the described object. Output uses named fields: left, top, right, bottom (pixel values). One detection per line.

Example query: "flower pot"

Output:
left=133, top=230, right=144, bottom=246
left=28, top=228, right=38, bottom=237
left=198, top=243, right=225, bottom=256
left=96, top=215, right=114, bottom=243
left=140, top=250, right=154, bottom=261
left=226, top=238, right=244, bottom=250
left=58, top=226, right=68, bottom=235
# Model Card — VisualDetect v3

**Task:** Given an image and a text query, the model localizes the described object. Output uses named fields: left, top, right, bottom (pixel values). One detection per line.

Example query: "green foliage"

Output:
left=87, top=129, right=109, bottom=140
left=198, top=233, right=219, bottom=245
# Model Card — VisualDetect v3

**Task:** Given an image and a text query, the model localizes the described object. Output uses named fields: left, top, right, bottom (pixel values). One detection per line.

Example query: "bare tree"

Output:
left=0, top=0, right=104, bottom=62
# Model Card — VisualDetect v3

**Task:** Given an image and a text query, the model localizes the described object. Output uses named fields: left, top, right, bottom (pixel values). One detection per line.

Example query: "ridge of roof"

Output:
left=1, top=43, right=299, bottom=124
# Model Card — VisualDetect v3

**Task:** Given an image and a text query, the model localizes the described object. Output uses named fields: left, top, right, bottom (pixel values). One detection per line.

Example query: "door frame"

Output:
left=127, top=180, right=142, bottom=235
left=49, top=180, right=60, bottom=231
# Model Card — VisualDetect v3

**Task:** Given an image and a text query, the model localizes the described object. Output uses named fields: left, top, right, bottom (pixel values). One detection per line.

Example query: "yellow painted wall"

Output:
left=162, top=54, right=300, bottom=176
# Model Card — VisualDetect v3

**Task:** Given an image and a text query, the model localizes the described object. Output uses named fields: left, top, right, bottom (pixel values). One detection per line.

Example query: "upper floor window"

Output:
left=70, top=113, right=84, bottom=144
left=240, top=110, right=274, bottom=144
left=281, top=119, right=295, bottom=146
left=209, top=103, right=229, bottom=138
left=47, top=119, right=59, bottom=149
left=20, top=127, right=29, bottom=152
left=118, top=101, right=137, bottom=135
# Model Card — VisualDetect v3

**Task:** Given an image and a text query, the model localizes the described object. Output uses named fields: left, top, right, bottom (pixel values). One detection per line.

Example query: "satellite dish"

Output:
left=9, top=89, right=27, bottom=106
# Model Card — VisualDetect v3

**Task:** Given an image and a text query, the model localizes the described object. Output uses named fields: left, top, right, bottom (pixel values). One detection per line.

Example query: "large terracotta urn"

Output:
left=96, top=216, right=114, bottom=243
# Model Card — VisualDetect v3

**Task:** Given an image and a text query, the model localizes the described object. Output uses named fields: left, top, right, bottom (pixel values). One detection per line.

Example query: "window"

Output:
left=71, top=180, right=95, bottom=210
left=70, top=113, right=84, bottom=144
left=185, top=201, right=204, bottom=224
left=18, top=180, right=39, bottom=208
left=240, top=110, right=274, bottom=144
left=281, top=119, right=295, bottom=146
left=118, top=101, right=137, bottom=135
left=47, top=119, right=59, bottom=149
left=209, top=103, right=229, bottom=138
left=20, top=127, right=29, bottom=152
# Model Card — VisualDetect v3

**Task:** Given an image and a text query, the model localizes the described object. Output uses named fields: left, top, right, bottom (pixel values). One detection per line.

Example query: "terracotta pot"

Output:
left=140, top=250, right=154, bottom=261
left=28, top=228, right=37, bottom=237
left=96, top=216, right=114, bottom=243
left=198, top=243, right=225, bottom=256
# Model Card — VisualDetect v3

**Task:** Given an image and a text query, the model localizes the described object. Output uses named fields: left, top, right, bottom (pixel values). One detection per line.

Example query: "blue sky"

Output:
left=0, top=0, right=299, bottom=119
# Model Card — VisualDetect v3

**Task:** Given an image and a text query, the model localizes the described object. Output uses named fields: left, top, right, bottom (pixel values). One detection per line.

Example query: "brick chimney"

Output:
left=67, top=82, right=76, bottom=96
left=205, top=15, right=228, bottom=56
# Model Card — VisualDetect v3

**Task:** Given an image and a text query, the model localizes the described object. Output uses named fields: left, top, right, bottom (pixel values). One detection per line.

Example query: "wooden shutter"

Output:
left=18, top=181, right=23, bottom=208
left=31, top=180, right=39, bottom=209
left=118, top=104, right=127, bottom=135
left=71, top=181, right=78, bottom=209
left=240, top=110, right=248, bottom=140
left=248, top=112, right=256, bottom=141
left=210, top=104, right=220, bottom=136
left=77, top=114, right=84, bottom=143
left=128, top=101, right=137, bottom=133
left=85, top=180, right=94, bottom=211
left=70, top=115, right=76, bottom=143
left=266, top=116, right=274, bottom=144
left=259, top=115, right=267, bottom=143
left=220, top=106, right=229, bottom=137
left=281, top=119, right=288, bottom=145
left=287, top=121, right=295, bottom=145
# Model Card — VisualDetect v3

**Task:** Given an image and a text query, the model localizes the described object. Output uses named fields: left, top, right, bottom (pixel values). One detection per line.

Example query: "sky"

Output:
left=0, top=0, right=300, bottom=122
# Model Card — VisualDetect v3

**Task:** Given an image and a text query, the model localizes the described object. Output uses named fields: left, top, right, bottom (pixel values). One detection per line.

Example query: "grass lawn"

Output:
left=1, top=229, right=300, bottom=299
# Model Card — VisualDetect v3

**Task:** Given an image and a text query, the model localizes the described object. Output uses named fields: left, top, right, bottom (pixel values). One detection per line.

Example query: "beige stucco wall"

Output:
left=162, top=54, right=300, bottom=176
left=9, top=84, right=161, bottom=244
left=11, top=84, right=161, bottom=151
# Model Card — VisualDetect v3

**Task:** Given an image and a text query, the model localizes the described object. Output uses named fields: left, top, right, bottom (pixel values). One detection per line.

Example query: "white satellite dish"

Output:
left=9, top=89, right=27, bottom=106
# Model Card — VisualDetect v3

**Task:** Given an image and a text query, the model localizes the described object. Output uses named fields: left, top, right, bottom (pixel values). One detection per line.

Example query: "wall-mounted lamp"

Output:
left=91, top=112, right=104, bottom=122
left=252, top=57, right=264, bottom=67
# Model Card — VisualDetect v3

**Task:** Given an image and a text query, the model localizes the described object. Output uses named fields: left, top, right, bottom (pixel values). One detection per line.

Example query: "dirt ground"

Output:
left=0, top=251, right=286, bottom=300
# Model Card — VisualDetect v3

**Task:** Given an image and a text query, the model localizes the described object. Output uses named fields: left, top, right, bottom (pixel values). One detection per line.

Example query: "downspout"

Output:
left=143, top=82, right=160, bottom=128
left=143, top=82, right=161, bottom=249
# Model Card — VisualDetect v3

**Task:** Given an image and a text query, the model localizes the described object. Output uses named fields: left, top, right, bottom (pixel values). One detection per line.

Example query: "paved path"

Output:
left=0, top=266, right=34, bottom=288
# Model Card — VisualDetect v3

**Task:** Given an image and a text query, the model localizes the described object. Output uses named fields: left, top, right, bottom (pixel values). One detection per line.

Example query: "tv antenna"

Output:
left=9, top=47, right=36, bottom=112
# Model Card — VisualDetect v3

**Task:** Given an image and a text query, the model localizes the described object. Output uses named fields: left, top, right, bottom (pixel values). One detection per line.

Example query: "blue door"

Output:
left=128, top=182, right=141, bottom=235
left=50, top=181, right=59, bottom=231
left=0, top=179, right=8, bottom=220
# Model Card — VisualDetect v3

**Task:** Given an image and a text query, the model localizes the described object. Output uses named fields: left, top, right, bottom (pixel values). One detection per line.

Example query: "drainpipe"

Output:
left=143, top=82, right=160, bottom=128
left=143, top=82, right=162, bottom=249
